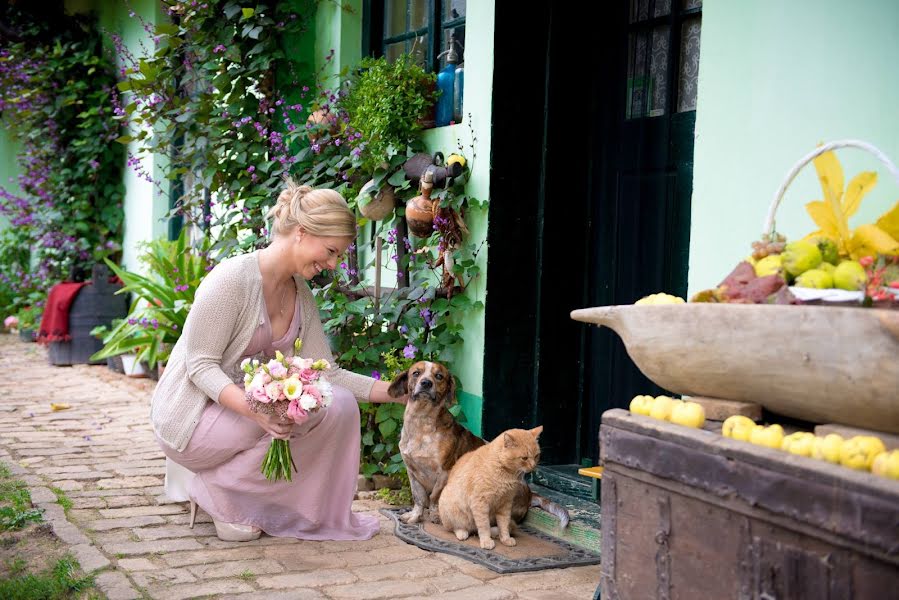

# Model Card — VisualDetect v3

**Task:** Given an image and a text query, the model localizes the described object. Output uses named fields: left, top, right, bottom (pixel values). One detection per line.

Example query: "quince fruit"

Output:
left=629, top=395, right=654, bottom=416
left=872, top=450, right=899, bottom=479
left=814, top=237, right=840, bottom=265
left=840, top=436, right=886, bottom=470
left=635, top=293, right=686, bottom=306
left=817, top=261, right=836, bottom=274
left=649, top=396, right=675, bottom=421
left=833, top=260, right=868, bottom=291
left=722, top=415, right=756, bottom=440
left=754, top=254, right=786, bottom=279
left=749, top=424, right=785, bottom=449
left=780, top=431, right=815, bottom=456
left=670, top=401, right=705, bottom=428
left=782, top=240, right=822, bottom=277
left=795, top=269, right=833, bottom=289
left=811, top=434, right=844, bottom=463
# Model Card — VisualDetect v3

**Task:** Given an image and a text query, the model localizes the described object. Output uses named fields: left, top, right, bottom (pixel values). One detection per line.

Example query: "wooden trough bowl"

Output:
left=570, top=303, right=899, bottom=434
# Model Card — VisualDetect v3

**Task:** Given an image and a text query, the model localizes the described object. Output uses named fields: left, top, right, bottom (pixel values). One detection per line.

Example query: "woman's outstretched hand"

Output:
left=370, top=379, right=408, bottom=404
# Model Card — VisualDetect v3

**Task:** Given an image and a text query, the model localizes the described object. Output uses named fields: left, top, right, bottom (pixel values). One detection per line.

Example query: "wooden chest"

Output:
left=599, top=409, right=899, bottom=600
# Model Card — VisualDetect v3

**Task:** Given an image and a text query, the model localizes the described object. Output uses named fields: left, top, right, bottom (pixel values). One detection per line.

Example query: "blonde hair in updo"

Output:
left=267, top=177, right=356, bottom=238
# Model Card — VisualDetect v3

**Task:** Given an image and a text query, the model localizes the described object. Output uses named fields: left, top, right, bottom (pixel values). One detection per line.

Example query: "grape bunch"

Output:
left=751, top=233, right=787, bottom=260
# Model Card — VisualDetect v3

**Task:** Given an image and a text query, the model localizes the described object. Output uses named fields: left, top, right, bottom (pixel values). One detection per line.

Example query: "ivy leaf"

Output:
left=378, top=419, right=398, bottom=437
left=241, top=8, right=256, bottom=19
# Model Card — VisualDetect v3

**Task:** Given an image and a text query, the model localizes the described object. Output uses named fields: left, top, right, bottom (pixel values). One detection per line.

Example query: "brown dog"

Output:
left=389, top=361, right=569, bottom=528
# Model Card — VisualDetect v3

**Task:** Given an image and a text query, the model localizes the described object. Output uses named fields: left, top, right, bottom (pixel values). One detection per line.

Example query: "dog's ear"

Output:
left=447, top=373, right=457, bottom=406
left=387, top=369, right=410, bottom=398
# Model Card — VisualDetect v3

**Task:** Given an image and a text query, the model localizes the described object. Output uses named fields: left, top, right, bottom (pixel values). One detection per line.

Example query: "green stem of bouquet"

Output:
left=261, top=439, right=297, bottom=482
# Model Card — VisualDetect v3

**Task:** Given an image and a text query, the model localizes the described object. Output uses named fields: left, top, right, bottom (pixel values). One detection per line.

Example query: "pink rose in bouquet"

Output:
left=241, top=338, right=334, bottom=482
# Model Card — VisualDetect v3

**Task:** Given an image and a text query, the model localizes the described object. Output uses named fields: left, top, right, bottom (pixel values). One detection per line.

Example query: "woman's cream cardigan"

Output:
left=151, top=251, right=375, bottom=451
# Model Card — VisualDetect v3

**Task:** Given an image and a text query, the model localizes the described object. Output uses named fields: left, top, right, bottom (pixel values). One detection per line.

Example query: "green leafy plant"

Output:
left=14, top=306, right=41, bottom=333
left=0, top=6, right=125, bottom=299
left=114, top=1, right=316, bottom=257
left=341, top=54, right=438, bottom=172
left=0, top=554, right=94, bottom=600
left=91, top=229, right=212, bottom=369
left=0, top=464, right=43, bottom=531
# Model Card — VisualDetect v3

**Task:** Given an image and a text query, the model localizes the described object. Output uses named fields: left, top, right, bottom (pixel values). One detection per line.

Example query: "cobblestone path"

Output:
left=0, top=335, right=600, bottom=599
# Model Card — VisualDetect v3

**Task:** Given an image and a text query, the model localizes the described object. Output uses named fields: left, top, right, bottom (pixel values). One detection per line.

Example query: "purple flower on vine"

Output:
left=403, top=344, right=417, bottom=359
left=371, top=370, right=381, bottom=380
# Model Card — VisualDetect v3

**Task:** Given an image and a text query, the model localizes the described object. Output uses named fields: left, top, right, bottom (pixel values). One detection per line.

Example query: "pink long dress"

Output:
left=159, top=291, right=379, bottom=541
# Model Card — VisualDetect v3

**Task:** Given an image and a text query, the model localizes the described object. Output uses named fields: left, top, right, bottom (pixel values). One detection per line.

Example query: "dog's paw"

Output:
left=400, top=510, right=422, bottom=524
left=499, top=535, right=517, bottom=547
left=479, top=537, right=496, bottom=550
left=454, top=529, right=470, bottom=541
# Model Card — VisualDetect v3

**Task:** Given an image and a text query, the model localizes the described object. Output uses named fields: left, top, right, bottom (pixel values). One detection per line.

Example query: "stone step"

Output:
left=524, top=482, right=601, bottom=555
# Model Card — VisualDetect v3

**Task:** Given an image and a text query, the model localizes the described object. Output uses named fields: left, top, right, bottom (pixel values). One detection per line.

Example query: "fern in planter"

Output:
left=91, top=230, right=212, bottom=369
left=342, top=54, right=438, bottom=172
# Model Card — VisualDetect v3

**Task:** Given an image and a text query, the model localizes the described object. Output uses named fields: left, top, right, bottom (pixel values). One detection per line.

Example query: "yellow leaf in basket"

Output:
left=847, top=224, right=899, bottom=260
left=875, top=200, right=899, bottom=240
left=805, top=201, right=841, bottom=241
left=50, top=403, right=71, bottom=411
left=813, top=150, right=845, bottom=208
left=821, top=177, right=851, bottom=243
left=842, top=171, right=877, bottom=218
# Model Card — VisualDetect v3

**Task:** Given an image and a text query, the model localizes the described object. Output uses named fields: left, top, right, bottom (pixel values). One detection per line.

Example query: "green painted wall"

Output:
left=690, top=0, right=899, bottom=295
left=316, top=0, right=362, bottom=79
left=0, top=129, right=21, bottom=228
left=322, top=0, right=494, bottom=434
left=94, top=0, right=170, bottom=270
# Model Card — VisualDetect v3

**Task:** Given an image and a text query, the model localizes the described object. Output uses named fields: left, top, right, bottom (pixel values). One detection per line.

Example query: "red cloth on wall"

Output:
left=37, top=282, right=89, bottom=344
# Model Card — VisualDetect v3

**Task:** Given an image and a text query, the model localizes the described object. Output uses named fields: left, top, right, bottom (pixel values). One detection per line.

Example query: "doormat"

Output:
left=380, top=508, right=601, bottom=574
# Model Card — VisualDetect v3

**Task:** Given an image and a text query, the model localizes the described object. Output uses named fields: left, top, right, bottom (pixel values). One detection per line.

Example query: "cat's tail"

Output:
left=530, top=494, right=570, bottom=529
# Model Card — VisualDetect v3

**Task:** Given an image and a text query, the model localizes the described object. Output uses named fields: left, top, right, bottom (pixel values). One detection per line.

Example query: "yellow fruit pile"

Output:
left=629, top=395, right=705, bottom=428
left=749, top=241, right=869, bottom=291
left=635, top=293, right=686, bottom=306
left=721, top=416, right=897, bottom=479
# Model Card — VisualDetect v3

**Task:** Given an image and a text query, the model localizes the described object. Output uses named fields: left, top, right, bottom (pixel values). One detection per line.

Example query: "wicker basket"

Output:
left=765, top=139, right=899, bottom=303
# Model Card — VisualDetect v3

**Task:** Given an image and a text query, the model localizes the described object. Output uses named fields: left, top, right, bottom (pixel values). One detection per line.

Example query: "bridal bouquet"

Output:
left=241, top=339, right=334, bottom=482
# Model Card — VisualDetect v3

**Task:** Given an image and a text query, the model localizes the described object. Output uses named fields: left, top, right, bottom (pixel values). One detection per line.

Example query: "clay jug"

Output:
left=405, top=179, right=436, bottom=238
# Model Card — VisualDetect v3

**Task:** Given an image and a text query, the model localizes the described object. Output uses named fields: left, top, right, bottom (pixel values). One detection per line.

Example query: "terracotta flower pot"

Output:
left=306, top=108, right=338, bottom=142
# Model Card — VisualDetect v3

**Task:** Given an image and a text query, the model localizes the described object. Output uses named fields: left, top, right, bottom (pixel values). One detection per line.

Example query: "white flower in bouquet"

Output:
left=299, top=393, right=319, bottom=411
left=282, top=376, right=303, bottom=400
left=265, top=381, right=283, bottom=402
left=317, top=379, right=334, bottom=407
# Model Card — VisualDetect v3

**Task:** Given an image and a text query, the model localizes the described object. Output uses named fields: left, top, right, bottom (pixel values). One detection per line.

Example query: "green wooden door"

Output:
left=484, top=0, right=701, bottom=470
left=588, top=0, right=702, bottom=462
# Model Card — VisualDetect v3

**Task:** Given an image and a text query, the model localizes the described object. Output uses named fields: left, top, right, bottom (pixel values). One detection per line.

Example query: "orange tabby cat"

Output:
left=438, top=426, right=543, bottom=549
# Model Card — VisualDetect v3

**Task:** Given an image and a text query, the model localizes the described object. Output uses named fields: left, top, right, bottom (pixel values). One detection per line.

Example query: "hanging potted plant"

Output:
left=342, top=54, right=438, bottom=174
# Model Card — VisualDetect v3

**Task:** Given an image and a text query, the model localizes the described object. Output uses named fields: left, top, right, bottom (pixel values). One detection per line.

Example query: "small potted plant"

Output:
left=342, top=54, right=438, bottom=173
left=91, top=228, right=211, bottom=372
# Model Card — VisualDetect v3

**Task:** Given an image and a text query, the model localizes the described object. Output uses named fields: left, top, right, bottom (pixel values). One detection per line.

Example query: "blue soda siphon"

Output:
left=436, top=40, right=459, bottom=127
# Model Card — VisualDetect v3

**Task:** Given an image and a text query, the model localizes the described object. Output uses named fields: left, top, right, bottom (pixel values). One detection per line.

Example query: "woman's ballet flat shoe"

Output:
left=212, top=519, right=262, bottom=542
left=189, top=500, right=261, bottom=541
